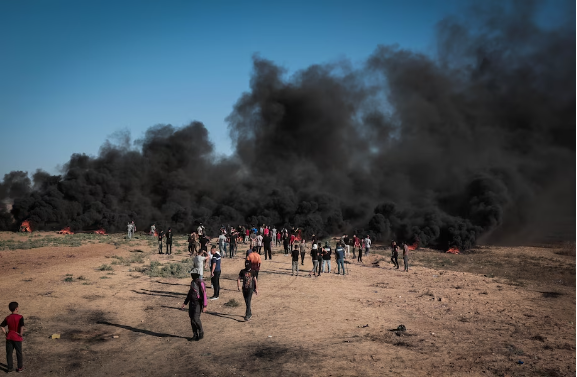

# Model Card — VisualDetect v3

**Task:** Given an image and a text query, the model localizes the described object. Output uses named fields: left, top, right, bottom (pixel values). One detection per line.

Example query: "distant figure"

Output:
left=209, top=246, right=221, bottom=300
left=218, top=232, right=227, bottom=255
left=343, top=235, right=350, bottom=258
left=132, top=221, right=136, bottom=234
left=158, top=230, right=164, bottom=254
left=181, top=272, right=207, bottom=341
left=322, top=242, right=332, bottom=273
left=364, top=235, right=372, bottom=256
left=1, top=302, right=24, bottom=372
left=276, top=231, right=281, bottom=247
left=355, top=236, right=362, bottom=262
left=237, top=260, right=258, bottom=321
left=246, top=247, right=262, bottom=280
left=200, top=234, right=209, bottom=253
left=299, top=240, right=306, bottom=265
left=316, top=242, right=323, bottom=276
left=150, top=223, right=156, bottom=236
left=335, top=242, right=346, bottom=275
left=197, top=223, right=204, bottom=236
left=188, top=233, right=198, bottom=255
left=283, top=234, right=290, bottom=255
left=263, top=233, right=272, bottom=260
left=291, top=244, right=300, bottom=276
left=391, top=241, right=399, bottom=269
left=402, top=242, right=410, bottom=272
left=166, top=228, right=173, bottom=255
left=228, top=230, right=237, bottom=258
left=256, top=233, right=263, bottom=255
left=309, top=243, right=320, bottom=277
left=127, top=222, right=133, bottom=239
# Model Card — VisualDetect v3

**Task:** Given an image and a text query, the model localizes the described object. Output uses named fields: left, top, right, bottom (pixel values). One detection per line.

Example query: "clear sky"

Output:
left=0, top=0, right=561, bottom=179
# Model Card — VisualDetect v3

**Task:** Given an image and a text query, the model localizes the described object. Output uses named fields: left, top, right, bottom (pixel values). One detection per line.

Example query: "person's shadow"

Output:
left=0, top=362, right=9, bottom=372
left=96, top=321, right=188, bottom=339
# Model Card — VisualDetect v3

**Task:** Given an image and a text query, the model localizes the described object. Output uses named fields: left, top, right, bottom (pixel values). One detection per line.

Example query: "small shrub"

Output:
left=98, top=264, right=113, bottom=271
left=77, top=276, right=87, bottom=280
left=64, top=277, right=74, bottom=282
left=100, top=276, right=110, bottom=279
left=224, top=299, right=240, bottom=308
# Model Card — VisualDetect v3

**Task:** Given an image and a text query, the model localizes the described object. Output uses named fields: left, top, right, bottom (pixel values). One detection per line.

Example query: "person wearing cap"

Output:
left=246, top=247, right=262, bottom=279
left=181, top=272, right=208, bottom=341
left=237, top=260, right=258, bottom=321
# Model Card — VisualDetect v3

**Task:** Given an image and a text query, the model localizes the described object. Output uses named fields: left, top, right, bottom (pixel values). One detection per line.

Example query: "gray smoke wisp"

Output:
left=1, top=1, right=574, bottom=249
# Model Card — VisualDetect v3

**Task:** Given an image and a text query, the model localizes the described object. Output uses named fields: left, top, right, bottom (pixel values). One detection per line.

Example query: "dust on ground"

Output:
left=0, top=232, right=574, bottom=376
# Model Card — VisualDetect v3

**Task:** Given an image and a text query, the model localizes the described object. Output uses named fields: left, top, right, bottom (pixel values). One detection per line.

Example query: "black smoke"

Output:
left=1, top=1, right=574, bottom=249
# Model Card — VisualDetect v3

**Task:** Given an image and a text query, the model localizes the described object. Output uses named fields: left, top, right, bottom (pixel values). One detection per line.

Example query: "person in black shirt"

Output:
left=263, top=234, right=272, bottom=260
left=391, top=241, right=399, bottom=269
left=309, top=245, right=319, bottom=277
left=165, top=228, right=173, bottom=255
left=322, top=242, right=332, bottom=273
left=291, top=244, right=300, bottom=276
left=228, top=230, right=237, bottom=258
left=237, top=260, right=258, bottom=321
left=157, top=230, right=164, bottom=254
left=200, top=235, right=209, bottom=252
left=316, top=242, right=323, bottom=276
left=282, top=234, right=289, bottom=255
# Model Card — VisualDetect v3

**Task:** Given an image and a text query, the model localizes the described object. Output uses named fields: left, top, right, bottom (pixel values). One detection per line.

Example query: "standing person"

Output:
left=271, top=227, right=277, bottom=245
left=364, top=235, right=372, bottom=256
left=335, top=242, right=346, bottom=275
left=343, top=235, right=350, bottom=258
left=158, top=230, right=164, bottom=254
left=291, top=244, right=300, bottom=276
left=263, top=226, right=269, bottom=237
left=311, top=234, right=317, bottom=244
left=322, top=241, right=332, bottom=273
left=180, top=272, right=208, bottom=341
left=150, top=223, right=156, bottom=236
left=237, top=260, right=258, bottom=322
left=299, top=240, right=306, bottom=265
left=218, top=232, right=227, bottom=255
left=355, top=236, right=362, bottom=262
left=276, top=231, right=281, bottom=247
left=391, top=241, right=399, bottom=269
left=193, top=250, right=209, bottom=279
left=199, top=234, right=209, bottom=253
left=316, top=242, right=323, bottom=276
left=1, top=302, right=24, bottom=373
left=256, top=233, right=263, bottom=255
left=283, top=234, right=290, bottom=255
left=197, top=223, right=204, bottom=237
left=165, top=228, right=173, bottom=255
left=245, top=228, right=250, bottom=244
left=188, top=233, right=197, bottom=256
left=127, top=222, right=133, bottom=239
left=246, top=247, right=262, bottom=279
left=209, top=246, right=221, bottom=300
left=228, top=230, right=237, bottom=258
left=349, top=235, right=356, bottom=259
left=309, top=243, right=319, bottom=277
left=132, top=221, right=136, bottom=234
left=263, top=233, right=272, bottom=260
left=259, top=225, right=264, bottom=235
left=289, top=233, right=296, bottom=250
left=402, top=242, right=409, bottom=272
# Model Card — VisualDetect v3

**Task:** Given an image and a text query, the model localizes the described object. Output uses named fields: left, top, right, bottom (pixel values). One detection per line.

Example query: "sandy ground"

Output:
left=0, top=232, right=574, bottom=376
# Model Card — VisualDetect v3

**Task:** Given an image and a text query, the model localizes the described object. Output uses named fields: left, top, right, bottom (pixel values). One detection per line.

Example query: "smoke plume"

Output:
left=1, top=1, right=574, bottom=249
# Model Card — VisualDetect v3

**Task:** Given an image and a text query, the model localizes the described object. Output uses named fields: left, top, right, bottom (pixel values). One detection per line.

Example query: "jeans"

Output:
left=322, top=259, right=331, bottom=273
left=219, top=243, right=225, bottom=255
left=166, top=242, right=172, bottom=254
left=352, top=247, right=356, bottom=259
left=337, top=259, right=345, bottom=274
left=357, top=248, right=362, bottom=262
left=403, top=255, right=409, bottom=271
left=391, top=256, right=399, bottom=268
left=158, top=241, right=163, bottom=254
left=264, top=246, right=272, bottom=260
left=127, top=230, right=132, bottom=239
left=365, top=247, right=370, bottom=256
left=312, top=260, right=319, bottom=275
left=300, top=252, right=306, bottom=265
left=229, top=243, right=236, bottom=258
left=6, top=340, right=22, bottom=370
left=211, top=271, right=221, bottom=297
left=317, top=259, right=323, bottom=275
left=345, top=245, right=350, bottom=257
left=188, top=303, right=203, bottom=337
left=243, top=289, right=253, bottom=319
left=292, top=260, right=299, bottom=275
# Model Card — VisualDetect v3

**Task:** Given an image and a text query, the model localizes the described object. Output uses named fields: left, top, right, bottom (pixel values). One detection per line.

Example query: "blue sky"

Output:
left=0, top=0, right=562, bottom=179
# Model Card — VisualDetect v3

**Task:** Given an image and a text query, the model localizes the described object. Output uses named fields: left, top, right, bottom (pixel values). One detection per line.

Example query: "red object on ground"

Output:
left=94, top=228, right=107, bottom=235
left=447, top=247, right=460, bottom=254
left=20, top=220, right=32, bottom=233
left=58, top=227, right=74, bottom=235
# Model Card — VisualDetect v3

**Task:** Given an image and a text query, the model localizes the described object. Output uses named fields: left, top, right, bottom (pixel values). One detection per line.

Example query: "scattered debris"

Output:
left=50, top=334, right=60, bottom=339
left=358, top=324, right=369, bottom=328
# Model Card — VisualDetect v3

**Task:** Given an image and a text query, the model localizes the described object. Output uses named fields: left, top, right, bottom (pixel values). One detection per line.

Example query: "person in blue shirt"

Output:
left=335, top=242, right=346, bottom=275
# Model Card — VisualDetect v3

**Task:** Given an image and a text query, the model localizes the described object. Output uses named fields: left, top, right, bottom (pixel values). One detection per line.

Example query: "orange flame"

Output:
left=407, top=242, right=418, bottom=250
left=20, top=220, right=32, bottom=233
left=94, top=228, right=107, bottom=235
left=447, top=247, right=460, bottom=254
left=295, top=229, right=302, bottom=241
left=58, top=226, right=74, bottom=235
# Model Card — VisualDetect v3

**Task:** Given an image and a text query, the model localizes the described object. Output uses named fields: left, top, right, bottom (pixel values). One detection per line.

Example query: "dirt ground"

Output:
left=0, top=232, right=574, bottom=376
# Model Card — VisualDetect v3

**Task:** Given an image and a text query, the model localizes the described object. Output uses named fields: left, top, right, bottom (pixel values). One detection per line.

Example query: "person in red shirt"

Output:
left=1, top=302, right=24, bottom=372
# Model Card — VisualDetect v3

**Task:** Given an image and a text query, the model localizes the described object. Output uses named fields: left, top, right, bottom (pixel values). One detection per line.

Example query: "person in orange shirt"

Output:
left=246, top=247, right=262, bottom=279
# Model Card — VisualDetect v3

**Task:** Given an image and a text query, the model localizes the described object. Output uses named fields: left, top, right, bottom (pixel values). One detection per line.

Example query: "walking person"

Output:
left=402, top=241, right=410, bottom=272
left=165, top=228, right=173, bottom=255
left=335, top=242, right=346, bottom=275
left=299, top=240, right=306, bottom=265
left=364, top=235, right=372, bottom=256
left=322, top=242, right=332, bottom=273
left=218, top=231, right=227, bottom=255
left=246, top=247, right=262, bottom=280
left=291, top=244, right=300, bottom=276
left=309, top=243, right=320, bottom=277
left=150, top=223, right=156, bottom=236
left=263, top=233, right=272, bottom=260
left=127, top=222, right=133, bottom=239
left=158, top=230, right=164, bottom=254
left=357, top=236, right=363, bottom=263
left=283, top=234, right=290, bottom=255
left=271, top=227, right=277, bottom=245
left=193, top=250, right=209, bottom=279
left=237, top=260, right=258, bottom=321
left=188, top=233, right=197, bottom=256
left=228, top=230, right=237, bottom=258
left=209, top=246, right=221, bottom=300
left=343, top=235, right=350, bottom=258
left=391, top=241, right=399, bottom=269
left=1, top=302, right=24, bottom=373
left=180, top=272, right=208, bottom=341
left=256, top=233, right=263, bottom=255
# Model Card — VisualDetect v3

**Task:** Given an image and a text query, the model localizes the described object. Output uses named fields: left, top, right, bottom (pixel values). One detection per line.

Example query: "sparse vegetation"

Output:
left=97, top=264, right=113, bottom=271
left=224, top=299, right=240, bottom=307
left=64, top=276, right=74, bottom=282
left=137, top=258, right=193, bottom=278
